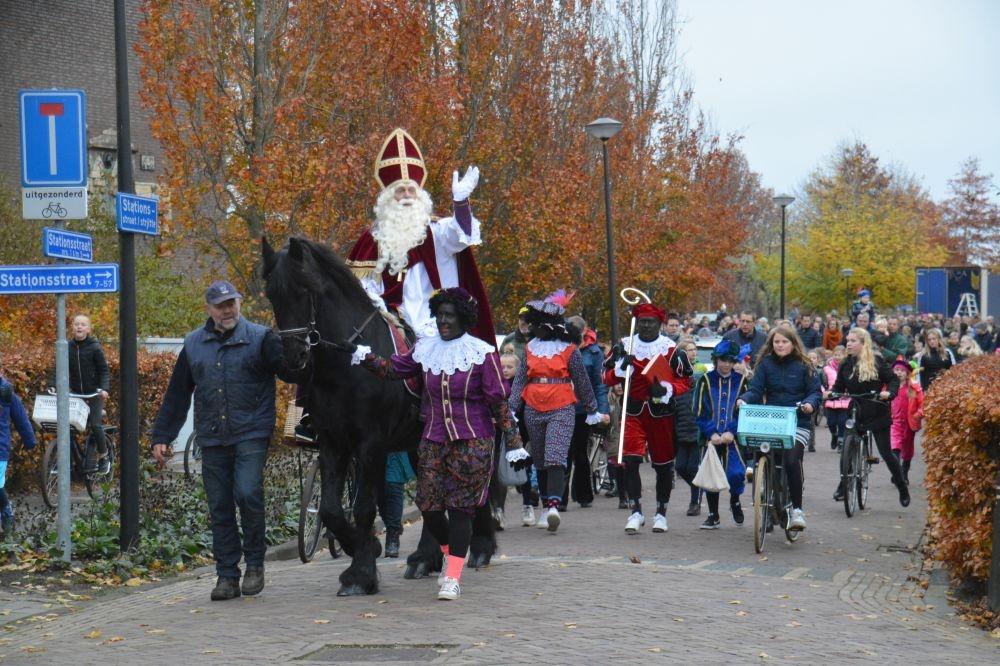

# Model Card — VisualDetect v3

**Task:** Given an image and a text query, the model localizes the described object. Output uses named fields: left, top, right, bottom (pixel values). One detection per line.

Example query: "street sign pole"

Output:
left=115, top=0, right=140, bottom=552
left=54, top=220, right=72, bottom=562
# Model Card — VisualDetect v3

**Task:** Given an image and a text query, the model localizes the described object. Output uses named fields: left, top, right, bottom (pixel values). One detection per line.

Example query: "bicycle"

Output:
left=34, top=391, right=118, bottom=507
left=828, top=391, right=881, bottom=518
left=41, top=201, right=68, bottom=219
left=183, top=431, right=202, bottom=481
left=587, top=430, right=611, bottom=496
left=737, top=404, right=805, bottom=554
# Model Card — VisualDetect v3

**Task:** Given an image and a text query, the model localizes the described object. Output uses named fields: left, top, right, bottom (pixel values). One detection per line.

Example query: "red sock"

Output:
left=445, top=554, right=465, bottom=581
left=440, top=544, right=450, bottom=556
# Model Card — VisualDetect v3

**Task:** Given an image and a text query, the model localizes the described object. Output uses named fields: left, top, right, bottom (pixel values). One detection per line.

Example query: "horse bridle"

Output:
left=276, top=292, right=380, bottom=370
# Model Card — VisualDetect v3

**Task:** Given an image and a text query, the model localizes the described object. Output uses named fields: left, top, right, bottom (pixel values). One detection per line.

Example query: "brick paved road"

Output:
left=2, top=431, right=998, bottom=664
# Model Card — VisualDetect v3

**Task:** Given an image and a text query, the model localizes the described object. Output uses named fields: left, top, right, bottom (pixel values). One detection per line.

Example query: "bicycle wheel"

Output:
left=857, top=436, right=871, bottom=510
left=85, top=432, right=117, bottom=501
left=589, top=436, right=609, bottom=496
left=841, top=433, right=859, bottom=517
left=183, top=432, right=201, bottom=480
left=39, top=439, right=59, bottom=509
left=298, top=457, right=323, bottom=563
left=753, top=455, right=769, bottom=554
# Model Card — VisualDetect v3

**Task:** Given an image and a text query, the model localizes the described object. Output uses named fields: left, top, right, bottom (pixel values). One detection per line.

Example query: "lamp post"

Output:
left=585, top=117, right=624, bottom=342
left=773, top=195, right=795, bottom=320
left=840, top=268, right=854, bottom=319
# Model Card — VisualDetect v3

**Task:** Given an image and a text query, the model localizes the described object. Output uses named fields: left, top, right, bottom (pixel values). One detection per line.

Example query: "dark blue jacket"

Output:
left=0, top=379, right=36, bottom=461
left=739, top=354, right=821, bottom=429
left=152, top=318, right=286, bottom=447
left=672, top=386, right=699, bottom=444
left=576, top=342, right=610, bottom=415
left=694, top=370, right=746, bottom=440
left=723, top=328, right=767, bottom=365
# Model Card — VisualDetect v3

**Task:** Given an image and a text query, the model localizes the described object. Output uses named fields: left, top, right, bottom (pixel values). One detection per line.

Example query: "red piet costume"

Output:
left=347, top=128, right=495, bottom=343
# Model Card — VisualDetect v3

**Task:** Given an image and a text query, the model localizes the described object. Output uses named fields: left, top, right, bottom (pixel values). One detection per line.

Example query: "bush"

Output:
left=923, top=354, right=1000, bottom=585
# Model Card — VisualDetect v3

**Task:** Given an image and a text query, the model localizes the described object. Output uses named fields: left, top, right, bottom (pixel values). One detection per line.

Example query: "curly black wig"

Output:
left=524, top=307, right=581, bottom=344
left=429, top=288, right=479, bottom=331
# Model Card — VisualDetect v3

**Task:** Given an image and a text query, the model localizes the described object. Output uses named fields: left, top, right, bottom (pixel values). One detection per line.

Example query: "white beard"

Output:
left=371, top=185, right=435, bottom=276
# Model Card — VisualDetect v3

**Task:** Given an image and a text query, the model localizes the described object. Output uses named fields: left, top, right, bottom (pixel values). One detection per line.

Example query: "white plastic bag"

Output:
left=693, top=444, right=729, bottom=493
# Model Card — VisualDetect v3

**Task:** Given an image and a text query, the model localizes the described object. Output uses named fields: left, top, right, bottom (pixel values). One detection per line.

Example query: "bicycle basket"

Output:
left=737, top=405, right=798, bottom=449
left=31, top=395, right=90, bottom=432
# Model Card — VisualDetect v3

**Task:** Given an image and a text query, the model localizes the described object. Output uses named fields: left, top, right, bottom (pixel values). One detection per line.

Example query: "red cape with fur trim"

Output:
left=347, top=227, right=496, bottom=345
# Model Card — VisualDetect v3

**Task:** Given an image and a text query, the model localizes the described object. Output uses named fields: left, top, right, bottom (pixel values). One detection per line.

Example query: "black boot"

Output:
left=902, top=459, right=911, bottom=486
left=211, top=576, right=241, bottom=601
left=384, top=528, right=401, bottom=558
left=896, top=479, right=910, bottom=508
left=241, top=566, right=265, bottom=596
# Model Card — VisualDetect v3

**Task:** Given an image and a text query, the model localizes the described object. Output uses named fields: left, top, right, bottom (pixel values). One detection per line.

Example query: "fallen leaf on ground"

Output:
left=759, top=652, right=770, bottom=660
left=85, top=630, right=102, bottom=639
left=146, top=629, right=166, bottom=635
left=503, top=633, right=516, bottom=638
left=360, top=612, right=377, bottom=619
left=203, top=649, right=222, bottom=654
left=628, top=556, right=641, bottom=564
left=776, top=594, right=790, bottom=599
left=728, top=600, right=743, bottom=605
left=786, top=621, right=802, bottom=628
left=472, top=641, right=488, bottom=647
left=102, top=636, right=125, bottom=645
left=648, top=647, right=663, bottom=653
left=314, top=619, right=330, bottom=624
left=377, top=600, right=388, bottom=604
left=672, top=617, right=684, bottom=622
left=125, top=578, right=142, bottom=587
left=736, top=611, right=749, bottom=617
left=564, top=623, right=577, bottom=629
left=22, top=646, right=45, bottom=653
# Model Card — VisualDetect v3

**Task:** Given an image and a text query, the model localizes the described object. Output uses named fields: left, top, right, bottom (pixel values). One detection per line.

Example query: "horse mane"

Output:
left=275, top=237, right=375, bottom=312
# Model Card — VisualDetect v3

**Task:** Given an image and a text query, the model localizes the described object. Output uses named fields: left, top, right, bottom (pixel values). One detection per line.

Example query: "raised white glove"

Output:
left=585, top=412, right=605, bottom=426
left=451, top=165, right=480, bottom=201
left=350, top=345, right=372, bottom=366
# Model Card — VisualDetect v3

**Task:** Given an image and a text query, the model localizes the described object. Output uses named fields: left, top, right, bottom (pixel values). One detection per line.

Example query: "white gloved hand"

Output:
left=350, top=345, right=372, bottom=366
left=654, top=381, right=674, bottom=404
left=451, top=165, right=480, bottom=201
left=585, top=412, right=605, bottom=426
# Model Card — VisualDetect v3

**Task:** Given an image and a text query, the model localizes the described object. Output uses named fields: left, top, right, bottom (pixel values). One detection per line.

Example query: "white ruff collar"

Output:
left=623, top=334, right=675, bottom=361
left=411, top=334, right=495, bottom=376
left=526, top=338, right=571, bottom=358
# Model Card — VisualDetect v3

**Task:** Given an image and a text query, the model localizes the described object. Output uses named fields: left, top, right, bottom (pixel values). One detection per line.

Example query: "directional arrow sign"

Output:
left=0, top=264, right=119, bottom=294
left=42, top=227, right=93, bottom=263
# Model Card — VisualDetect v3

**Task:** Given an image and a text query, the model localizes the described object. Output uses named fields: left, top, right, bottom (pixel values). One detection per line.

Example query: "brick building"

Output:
left=0, top=0, right=162, bottom=196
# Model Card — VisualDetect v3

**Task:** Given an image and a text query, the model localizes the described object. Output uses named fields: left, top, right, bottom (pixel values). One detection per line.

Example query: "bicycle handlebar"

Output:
left=46, top=388, right=103, bottom=399
left=827, top=390, right=881, bottom=401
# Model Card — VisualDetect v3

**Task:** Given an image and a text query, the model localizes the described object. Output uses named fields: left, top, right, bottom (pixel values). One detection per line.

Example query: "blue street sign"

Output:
left=0, top=264, right=118, bottom=294
left=19, top=90, right=88, bottom=187
left=116, top=192, right=159, bottom=235
left=42, top=227, right=93, bottom=263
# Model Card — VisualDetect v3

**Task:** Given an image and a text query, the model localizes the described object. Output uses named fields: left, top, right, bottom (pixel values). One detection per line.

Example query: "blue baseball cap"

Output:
left=205, top=280, right=243, bottom=305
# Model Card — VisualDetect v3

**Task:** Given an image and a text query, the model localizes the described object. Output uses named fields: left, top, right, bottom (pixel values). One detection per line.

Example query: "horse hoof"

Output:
left=403, top=561, right=429, bottom=580
left=337, top=584, right=367, bottom=597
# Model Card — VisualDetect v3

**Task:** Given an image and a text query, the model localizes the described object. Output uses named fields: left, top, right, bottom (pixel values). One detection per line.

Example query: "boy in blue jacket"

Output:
left=0, top=375, right=37, bottom=534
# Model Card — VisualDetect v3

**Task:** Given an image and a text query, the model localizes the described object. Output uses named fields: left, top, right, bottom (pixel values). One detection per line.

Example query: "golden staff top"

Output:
left=616, top=287, right=651, bottom=463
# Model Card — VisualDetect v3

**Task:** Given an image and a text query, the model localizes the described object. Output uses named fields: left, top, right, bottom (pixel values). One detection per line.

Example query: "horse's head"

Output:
left=262, top=236, right=324, bottom=371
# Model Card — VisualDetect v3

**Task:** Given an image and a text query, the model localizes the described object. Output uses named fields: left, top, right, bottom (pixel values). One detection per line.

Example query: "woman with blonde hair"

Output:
left=956, top=335, right=983, bottom=363
left=831, top=327, right=909, bottom=507
left=737, top=324, right=821, bottom=531
left=915, top=327, right=954, bottom=390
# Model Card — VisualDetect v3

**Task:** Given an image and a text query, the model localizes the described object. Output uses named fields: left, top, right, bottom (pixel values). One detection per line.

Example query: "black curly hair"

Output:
left=429, top=288, right=479, bottom=331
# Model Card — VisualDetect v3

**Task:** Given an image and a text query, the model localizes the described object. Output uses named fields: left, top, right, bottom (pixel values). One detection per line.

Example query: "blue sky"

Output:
left=677, top=0, right=1000, bottom=200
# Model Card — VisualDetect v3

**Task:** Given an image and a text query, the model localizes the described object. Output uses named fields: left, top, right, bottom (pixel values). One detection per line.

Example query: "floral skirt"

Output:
left=416, top=437, right=494, bottom=512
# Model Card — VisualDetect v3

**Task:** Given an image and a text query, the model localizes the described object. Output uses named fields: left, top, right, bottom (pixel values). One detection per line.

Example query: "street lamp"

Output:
left=585, top=117, right=624, bottom=342
left=840, top=268, right=854, bottom=320
left=773, top=194, right=795, bottom=320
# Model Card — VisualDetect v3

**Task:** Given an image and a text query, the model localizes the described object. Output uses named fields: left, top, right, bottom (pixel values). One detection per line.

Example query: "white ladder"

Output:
left=954, top=293, right=979, bottom=318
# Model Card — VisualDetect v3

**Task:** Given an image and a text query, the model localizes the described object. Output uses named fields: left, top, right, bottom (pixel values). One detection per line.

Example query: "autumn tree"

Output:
left=764, top=142, right=947, bottom=314
left=942, top=157, right=1000, bottom=268
left=137, top=0, right=767, bottom=335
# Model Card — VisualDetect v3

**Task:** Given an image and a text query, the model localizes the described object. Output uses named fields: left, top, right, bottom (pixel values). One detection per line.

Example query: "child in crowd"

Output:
left=0, top=367, right=36, bottom=534
left=890, top=357, right=923, bottom=486
left=501, top=353, right=538, bottom=526
left=822, top=346, right=850, bottom=450
left=380, top=452, right=415, bottom=558
left=489, top=353, right=520, bottom=530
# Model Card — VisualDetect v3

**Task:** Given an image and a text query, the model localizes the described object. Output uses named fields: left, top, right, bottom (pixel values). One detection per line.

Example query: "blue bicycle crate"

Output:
left=737, top=405, right=798, bottom=449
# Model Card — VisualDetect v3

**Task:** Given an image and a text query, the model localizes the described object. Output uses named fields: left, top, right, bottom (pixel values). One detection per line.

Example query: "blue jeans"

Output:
left=201, top=438, right=269, bottom=579
left=378, top=481, right=404, bottom=532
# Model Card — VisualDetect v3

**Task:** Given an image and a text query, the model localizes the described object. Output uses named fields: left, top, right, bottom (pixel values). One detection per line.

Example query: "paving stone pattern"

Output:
left=2, top=431, right=998, bottom=664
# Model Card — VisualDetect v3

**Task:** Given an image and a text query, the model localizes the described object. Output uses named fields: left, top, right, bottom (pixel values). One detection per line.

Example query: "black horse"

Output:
left=261, top=236, right=496, bottom=595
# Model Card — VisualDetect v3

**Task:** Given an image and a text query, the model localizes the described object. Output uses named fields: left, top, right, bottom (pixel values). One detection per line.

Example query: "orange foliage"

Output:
left=922, top=354, right=1000, bottom=584
left=137, top=0, right=768, bottom=335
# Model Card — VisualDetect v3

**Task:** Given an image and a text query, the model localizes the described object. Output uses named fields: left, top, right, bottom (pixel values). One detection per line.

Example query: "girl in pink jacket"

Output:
left=821, top=346, right=850, bottom=449
left=890, top=357, right=923, bottom=486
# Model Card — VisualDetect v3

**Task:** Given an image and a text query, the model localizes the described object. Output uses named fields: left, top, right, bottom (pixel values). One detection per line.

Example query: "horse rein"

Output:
left=276, top=292, right=379, bottom=369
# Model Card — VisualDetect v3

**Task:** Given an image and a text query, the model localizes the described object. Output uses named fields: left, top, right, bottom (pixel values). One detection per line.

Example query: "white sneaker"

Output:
left=437, top=577, right=460, bottom=600
left=787, top=508, right=807, bottom=531
left=652, top=513, right=668, bottom=533
left=521, top=505, right=535, bottom=526
left=546, top=507, right=560, bottom=533
left=625, top=511, right=645, bottom=534
left=535, top=508, right=550, bottom=528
